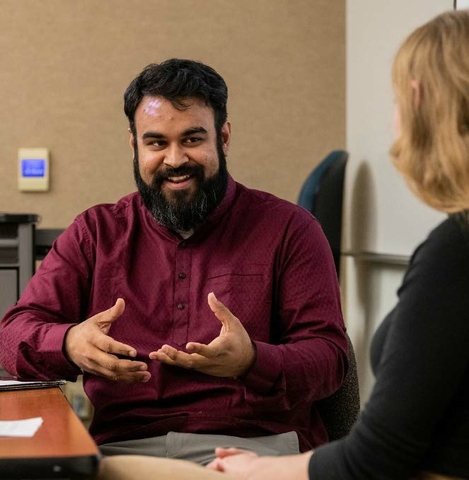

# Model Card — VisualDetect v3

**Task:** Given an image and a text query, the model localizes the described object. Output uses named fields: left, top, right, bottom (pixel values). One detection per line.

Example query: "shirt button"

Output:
left=177, top=303, right=185, bottom=310
left=178, top=272, right=187, bottom=279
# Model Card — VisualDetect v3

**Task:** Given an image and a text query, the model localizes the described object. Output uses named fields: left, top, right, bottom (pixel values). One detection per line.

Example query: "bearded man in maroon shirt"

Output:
left=0, top=59, right=348, bottom=465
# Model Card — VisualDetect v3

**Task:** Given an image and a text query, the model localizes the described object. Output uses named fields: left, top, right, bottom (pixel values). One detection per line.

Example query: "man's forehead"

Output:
left=134, top=95, right=216, bottom=137
left=141, top=96, right=165, bottom=116
left=138, top=95, right=212, bottom=115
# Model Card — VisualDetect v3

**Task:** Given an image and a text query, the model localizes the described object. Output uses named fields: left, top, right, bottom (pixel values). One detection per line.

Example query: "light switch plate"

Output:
left=18, top=148, right=50, bottom=192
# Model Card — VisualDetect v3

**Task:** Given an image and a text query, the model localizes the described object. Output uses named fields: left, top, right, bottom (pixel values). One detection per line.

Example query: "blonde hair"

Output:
left=390, top=9, right=469, bottom=213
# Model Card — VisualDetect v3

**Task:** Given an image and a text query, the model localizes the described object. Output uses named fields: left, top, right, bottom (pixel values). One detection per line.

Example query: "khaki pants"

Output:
left=99, top=431, right=299, bottom=466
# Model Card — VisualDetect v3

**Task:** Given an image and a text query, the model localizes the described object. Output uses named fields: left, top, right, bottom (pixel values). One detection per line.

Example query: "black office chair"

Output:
left=316, top=333, right=360, bottom=441
left=298, top=151, right=359, bottom=439
left=297, top=150, right=348, bottom=278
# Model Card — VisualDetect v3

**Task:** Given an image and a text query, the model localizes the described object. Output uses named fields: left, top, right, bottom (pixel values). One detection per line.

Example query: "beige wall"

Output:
left=0, top=0, right=345, bottom=228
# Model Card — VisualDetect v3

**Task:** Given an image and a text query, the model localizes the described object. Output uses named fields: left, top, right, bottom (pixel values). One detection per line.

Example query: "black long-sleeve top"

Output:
left=309, top=215, right=469, bottom=479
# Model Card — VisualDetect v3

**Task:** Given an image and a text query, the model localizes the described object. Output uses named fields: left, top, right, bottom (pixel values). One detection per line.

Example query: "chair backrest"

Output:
left=298, top=150, right=348, bottom=278
left=316, top=333, right=360, bottom=441
left=298, top=151, right=357, bottom=439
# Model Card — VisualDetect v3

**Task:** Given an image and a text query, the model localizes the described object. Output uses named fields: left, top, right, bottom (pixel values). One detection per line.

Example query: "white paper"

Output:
left=0, top=377, right=66, bottom=391
left=0, top=379, right=43, bottom=387
left=0, top=417, right=44, bottom=437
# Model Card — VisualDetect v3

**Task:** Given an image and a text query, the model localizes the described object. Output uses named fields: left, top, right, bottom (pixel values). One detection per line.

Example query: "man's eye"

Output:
left=185, top=137, right=202, bottom=144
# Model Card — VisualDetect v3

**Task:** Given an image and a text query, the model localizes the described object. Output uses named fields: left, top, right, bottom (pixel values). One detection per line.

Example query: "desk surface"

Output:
left=0, top=387, right=100, bottom=478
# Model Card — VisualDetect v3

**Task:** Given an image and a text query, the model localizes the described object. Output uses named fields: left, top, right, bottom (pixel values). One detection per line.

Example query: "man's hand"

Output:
left=149, top=292, right=256, bottom=378
left=65, top=298, right=151, bottom=383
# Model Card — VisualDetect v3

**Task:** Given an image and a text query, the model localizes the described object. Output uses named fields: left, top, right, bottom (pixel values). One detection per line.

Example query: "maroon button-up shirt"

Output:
left=0, top=176, right=347, bottom=451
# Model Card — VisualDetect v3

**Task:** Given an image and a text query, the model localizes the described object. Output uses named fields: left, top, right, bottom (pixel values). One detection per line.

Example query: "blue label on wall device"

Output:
left=21, top=159, right=46, bottom=177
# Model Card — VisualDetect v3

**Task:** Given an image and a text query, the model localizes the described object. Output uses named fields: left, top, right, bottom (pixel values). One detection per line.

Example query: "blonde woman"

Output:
left=206, top=9, right=469, bottom=480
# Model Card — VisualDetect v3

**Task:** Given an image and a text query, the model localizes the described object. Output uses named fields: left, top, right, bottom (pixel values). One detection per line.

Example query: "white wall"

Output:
left=344, top=0, right=452, bottom=405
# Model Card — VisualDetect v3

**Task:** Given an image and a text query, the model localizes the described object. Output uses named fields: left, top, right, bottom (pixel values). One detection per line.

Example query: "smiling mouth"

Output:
left=163, top=174, right=197, bottom=192
left=166, top=174, right=193, bottom=184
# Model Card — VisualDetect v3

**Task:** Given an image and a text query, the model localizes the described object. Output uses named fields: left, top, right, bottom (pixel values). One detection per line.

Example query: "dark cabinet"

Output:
left=0, top=213, right=38, bottom=375
left=0, top=214, right=38, bottom=317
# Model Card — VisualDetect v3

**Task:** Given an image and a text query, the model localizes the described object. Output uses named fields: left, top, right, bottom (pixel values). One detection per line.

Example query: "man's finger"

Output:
left=150, top=350, right=178, bottom=366
left=88, top=354, right=150, bottom=382
left=207, top=292, right=234, bottom=330
left=97, top=337, right=137, bottom=358
left=93, top=298, right=127, bottom=339
left=95, top=367, right=151, bottom=384
left=151, top=346, right=208, bottom=369
left=186, top=341, right=219, bottom=358
left=97, top=298, right=126, bottom=326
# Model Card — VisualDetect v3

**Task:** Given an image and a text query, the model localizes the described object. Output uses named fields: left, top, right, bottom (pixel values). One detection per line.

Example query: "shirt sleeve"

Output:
left=0, top=217, right=92, bottom=380
left=309, top=218, right=469, bottom=479
left=241, top=209, right=348, bottom=409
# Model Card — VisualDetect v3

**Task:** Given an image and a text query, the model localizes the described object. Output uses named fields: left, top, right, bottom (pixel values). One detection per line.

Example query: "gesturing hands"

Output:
left=64, top=298, right=151, bottom=383
left=149, top=292, right=256, bottom=378
left=65, top=293, right=255, bottom=382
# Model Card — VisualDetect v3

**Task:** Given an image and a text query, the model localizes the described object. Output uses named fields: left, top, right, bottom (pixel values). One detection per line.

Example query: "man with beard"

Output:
left=0, top=59, right=347, bottom=465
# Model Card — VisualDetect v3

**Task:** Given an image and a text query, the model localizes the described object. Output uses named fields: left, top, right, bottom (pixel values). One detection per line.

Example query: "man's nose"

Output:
left=164, top=144, right=189, bottom=169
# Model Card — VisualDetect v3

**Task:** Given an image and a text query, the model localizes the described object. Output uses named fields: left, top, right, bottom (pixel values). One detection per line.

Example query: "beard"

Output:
left=133, top=141, right=228, bottom=232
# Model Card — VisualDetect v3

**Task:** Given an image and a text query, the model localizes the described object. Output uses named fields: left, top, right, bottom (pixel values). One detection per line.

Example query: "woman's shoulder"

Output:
left=399, top=214, right=469, bottom=301
left=411, top=214, right=469, bottom=267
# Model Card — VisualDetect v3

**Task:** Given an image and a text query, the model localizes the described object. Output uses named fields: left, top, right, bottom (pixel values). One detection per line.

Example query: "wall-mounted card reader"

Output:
left=18, top=148, right=50, bottom=192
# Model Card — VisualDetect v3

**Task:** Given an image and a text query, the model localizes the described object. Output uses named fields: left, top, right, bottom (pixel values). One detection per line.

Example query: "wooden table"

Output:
left=0, top=387, right=100, bottom=479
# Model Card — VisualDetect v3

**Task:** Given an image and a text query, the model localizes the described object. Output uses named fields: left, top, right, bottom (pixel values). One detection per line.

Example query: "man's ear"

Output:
left=221, top=121, right=231, bottom=156
left=128, top=128, right=135, bottom=156
left=411, top=80, right=421, bottom=107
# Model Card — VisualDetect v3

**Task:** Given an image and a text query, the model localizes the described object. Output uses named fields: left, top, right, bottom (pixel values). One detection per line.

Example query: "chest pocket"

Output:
left=204, top=265, right=271, bottom=338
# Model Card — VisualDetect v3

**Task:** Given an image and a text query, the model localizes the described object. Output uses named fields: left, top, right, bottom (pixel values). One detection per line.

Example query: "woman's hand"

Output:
left=206, top=448, right=312, bottom=480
